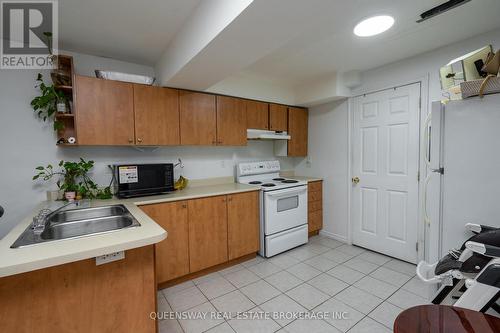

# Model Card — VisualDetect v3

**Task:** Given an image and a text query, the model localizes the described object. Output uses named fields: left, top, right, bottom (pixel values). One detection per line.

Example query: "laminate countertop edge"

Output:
left=0, top=183, right=259, bottom=278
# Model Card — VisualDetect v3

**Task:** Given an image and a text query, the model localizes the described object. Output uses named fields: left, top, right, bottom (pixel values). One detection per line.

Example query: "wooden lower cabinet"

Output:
left=143, top=191, right=260, bottom=285
left=227, top=191, right=260, bottom=260
left=308, top=180, right=323, bottom=233
left=188, top=196, right=229, bottom=272
left=0, top=246, right=156, bottom=333
left=140, top=201, right=189, bottom=283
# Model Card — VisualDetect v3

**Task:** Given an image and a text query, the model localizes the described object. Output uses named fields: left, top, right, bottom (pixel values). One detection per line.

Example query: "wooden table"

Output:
left=394, top=304, right=500, bottom=333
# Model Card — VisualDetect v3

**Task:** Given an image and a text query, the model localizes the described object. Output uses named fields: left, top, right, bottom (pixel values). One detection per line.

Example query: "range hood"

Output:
left=247, top=129, right=290, bottom=140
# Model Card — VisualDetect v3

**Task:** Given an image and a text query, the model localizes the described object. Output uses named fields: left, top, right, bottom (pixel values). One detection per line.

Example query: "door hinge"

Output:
left=417, top=171, right=420, bottom=182
left=416, top=242, right=419, bottom=252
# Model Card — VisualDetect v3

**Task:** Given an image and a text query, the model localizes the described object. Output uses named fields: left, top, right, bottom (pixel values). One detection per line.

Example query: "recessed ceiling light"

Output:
left=354, top=15, right=394, bottom=37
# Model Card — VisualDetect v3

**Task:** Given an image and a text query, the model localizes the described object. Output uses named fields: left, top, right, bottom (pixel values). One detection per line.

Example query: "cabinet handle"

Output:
left=212, top=140, right=216, bottom=144
left=228, top=197, right=232, bottom=202
left=182, top=204, right=187, bottom=209
left=137, top=138, right=143, bottom=143
left=128, top=138, right=133, bottom=143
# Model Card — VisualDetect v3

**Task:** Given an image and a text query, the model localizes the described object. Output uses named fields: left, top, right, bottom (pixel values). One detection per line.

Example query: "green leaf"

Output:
left=32, top=175, right=39, bottom=180
left=35, top=166, right=44, bottom=170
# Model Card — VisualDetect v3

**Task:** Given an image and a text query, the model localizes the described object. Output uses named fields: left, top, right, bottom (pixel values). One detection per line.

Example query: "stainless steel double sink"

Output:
left=11, top=204, right=141, bottom=248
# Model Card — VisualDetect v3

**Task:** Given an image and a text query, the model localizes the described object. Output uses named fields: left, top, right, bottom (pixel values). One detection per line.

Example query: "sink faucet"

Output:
left=32, top=200, right=83, bottom=234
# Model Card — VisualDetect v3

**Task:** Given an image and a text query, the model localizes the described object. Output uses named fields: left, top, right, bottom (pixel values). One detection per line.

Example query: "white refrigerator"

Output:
left=428, top=94, right=500, bottom=263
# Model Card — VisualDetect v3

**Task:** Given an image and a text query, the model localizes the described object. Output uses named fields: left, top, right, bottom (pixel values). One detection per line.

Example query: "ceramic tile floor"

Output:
left=157, top=235, right=435, bottom=333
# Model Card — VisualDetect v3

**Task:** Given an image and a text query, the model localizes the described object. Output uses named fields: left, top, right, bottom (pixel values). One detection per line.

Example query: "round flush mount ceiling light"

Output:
left=354, top=15, right=394, bottom=37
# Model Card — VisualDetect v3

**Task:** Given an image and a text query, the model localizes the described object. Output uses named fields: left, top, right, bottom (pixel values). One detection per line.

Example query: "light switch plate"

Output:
left=95, top=251, right=125, bottom=265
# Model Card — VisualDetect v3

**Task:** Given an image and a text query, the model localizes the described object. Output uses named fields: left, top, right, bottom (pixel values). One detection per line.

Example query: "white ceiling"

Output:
left=242, top=0, right=500, bottom=87
left=59, top=0, right=202, bottom=64
left=59, top=0, right=500, bottom=88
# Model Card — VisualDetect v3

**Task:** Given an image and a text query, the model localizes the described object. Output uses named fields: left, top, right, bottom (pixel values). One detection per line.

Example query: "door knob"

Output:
left=352, top=176, right=360, bottom=184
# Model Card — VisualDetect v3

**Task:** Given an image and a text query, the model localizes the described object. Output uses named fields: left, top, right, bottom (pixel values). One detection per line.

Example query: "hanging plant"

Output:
left=30, top=73, right=67, bottom=131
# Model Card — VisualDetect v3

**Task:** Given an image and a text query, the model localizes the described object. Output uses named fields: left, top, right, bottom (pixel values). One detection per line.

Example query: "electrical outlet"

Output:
left=95, top=251, right=125, bottom=266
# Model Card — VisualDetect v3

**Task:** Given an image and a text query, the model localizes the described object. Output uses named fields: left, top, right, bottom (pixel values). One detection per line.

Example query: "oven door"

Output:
left=263, top=185, right=308, bottom=235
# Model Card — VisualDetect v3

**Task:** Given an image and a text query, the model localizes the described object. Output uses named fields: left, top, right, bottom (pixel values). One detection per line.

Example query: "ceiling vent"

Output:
left=417, top=0, right=471, bottom=23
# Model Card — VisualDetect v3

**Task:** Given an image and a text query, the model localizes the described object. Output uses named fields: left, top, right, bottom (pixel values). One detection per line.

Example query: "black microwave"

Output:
left=114, top=163, right=174, bottom=198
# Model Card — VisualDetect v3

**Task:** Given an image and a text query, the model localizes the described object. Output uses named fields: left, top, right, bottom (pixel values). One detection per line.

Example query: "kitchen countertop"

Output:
left=0, top=182, right=258, bottom=278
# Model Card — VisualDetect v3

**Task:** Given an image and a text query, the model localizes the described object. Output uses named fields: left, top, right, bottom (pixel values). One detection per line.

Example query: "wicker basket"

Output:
left=461, top=77, right=500, bottom=98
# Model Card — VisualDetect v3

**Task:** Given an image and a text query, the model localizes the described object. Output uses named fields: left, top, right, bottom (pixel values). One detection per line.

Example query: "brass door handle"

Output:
left=137, top=138, right=143, bottom=143
left=352, top=176, right=360, bottom=184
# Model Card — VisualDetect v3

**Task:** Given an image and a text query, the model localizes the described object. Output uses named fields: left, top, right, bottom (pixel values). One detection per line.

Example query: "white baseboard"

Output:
left=319, top=230, right=349, bottom=244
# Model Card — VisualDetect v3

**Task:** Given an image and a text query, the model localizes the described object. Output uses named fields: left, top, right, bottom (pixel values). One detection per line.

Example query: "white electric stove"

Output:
left=237, top=160, right=308, bottom=257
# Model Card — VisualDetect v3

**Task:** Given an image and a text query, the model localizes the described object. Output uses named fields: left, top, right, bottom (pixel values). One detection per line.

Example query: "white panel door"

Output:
left=351, top=83, right=420, bottom=263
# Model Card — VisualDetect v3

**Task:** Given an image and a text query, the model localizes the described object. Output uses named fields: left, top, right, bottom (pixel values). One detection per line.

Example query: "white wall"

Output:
left=295, top=100, right=349, bottom=241
left=297, top=28, right=500, bottom=243
left=0, top=51, right=295, bottom=238
left=352, top=28, right=500, bottom=100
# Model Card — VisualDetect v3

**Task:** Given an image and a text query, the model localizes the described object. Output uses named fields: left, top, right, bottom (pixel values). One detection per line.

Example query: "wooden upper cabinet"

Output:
left=269, top=104, right=288, bottom=131
left=179, top=91, right=217, bottom=145
left=227, top=191, right=260, bottom=260
left=216, top=96, right=247, bottom=146
left=188, top=196, right=228, bottom=272
left=133, top=85, right=180, bottom=145
left=75, top=75, right=135, bottom=145
left=288, top=107, right=308, bottom=156
left=246, top=100, right=269, bottom=130
left=139, top=201, right=189, bottom=284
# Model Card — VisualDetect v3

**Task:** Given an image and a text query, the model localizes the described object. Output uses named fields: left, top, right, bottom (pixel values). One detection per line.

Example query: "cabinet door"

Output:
left=179, top=91, right=217, bottom=145
left=246, top=100, right=269, bottom=130
left=140, top=202, right=189, bottom=283
left=288, top=107, right=308, bottom=156
left=227, top=191, right=260, bottom=260
left=188, top=196, right=228, bottom=272
left=269, top=104, right=288, bottom=131
left=133, top=85, right=180, bottom=145
left=216, top=96, right=247, bottom=146
left=75, top=76, right=135, bottom=145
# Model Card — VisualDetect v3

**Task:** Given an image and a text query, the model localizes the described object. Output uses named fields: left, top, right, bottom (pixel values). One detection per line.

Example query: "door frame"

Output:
left=347, top=74, right=430, bottom=263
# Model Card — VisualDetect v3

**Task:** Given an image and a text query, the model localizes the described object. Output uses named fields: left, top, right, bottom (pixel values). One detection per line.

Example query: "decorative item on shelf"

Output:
left=33, top=158, right=113, bottom=200
left=173, top=158, right=188, bottom=190
left=56, top=98, right=68, bottom=113
left=67, top=137, right=76, bottom=144
left=440, top=45, right=493, bottom=100
left=461, top=49, right=500, bottom=99
left=95, top=70, right=155, bottom=85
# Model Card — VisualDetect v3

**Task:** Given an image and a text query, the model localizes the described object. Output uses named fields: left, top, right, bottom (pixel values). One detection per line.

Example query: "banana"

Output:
left=174, top=175, right=188, bottom=190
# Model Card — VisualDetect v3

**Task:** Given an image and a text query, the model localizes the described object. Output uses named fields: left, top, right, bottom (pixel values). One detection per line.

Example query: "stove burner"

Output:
left=249, top=181, right=262, bottom=185
left=262, top=183, right=276, bottom=187
left=281, top=180, right=299, bottom=184
left=272, top=178, right=285, bottom=181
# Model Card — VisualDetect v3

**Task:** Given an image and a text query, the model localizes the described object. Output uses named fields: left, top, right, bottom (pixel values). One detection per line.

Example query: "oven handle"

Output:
left=265, top=186, right=307, bottom=199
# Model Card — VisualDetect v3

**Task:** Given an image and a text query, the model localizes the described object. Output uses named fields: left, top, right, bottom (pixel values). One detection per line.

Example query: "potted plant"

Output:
left=33, top=158, right=113, bottom=200
left=30, top=73, right=68, bottom=131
